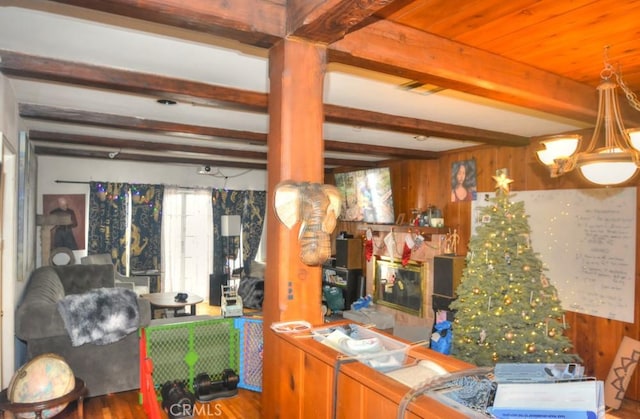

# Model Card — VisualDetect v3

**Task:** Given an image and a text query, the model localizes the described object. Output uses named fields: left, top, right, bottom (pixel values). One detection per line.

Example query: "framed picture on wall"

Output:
left=42, top=194, right=86, bottom=251
left=451, top=159, right=477, bottom=202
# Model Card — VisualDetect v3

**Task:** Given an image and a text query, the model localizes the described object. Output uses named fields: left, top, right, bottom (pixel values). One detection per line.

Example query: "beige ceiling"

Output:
left=1, top=0, right=639, bottom=171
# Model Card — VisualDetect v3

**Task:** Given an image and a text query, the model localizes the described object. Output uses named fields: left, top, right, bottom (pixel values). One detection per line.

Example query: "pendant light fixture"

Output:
left=536, top=47, right=640, bottom=185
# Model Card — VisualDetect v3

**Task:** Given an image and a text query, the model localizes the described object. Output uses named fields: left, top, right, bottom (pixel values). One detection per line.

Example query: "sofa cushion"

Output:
left=54, top=264, right=116, bottom=294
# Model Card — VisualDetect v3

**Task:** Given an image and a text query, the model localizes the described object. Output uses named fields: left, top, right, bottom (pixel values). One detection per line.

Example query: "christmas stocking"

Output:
left=365, top=228, right=374, bottom=262
left=365, top=239, right=373, bottom=262
left=402, top=235, right=414, bottom=266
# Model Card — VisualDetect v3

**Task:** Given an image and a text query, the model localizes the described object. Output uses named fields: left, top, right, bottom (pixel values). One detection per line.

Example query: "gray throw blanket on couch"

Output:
left=57, top=287, right=140, bottom=346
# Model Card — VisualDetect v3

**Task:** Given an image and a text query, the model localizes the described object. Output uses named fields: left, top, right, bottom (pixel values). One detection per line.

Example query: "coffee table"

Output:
left=141, top=292, right=204, bottom=319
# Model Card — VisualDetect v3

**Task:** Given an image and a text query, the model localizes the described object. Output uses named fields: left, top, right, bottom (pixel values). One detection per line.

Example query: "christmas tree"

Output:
left=449, top=172, right=581, bottom=366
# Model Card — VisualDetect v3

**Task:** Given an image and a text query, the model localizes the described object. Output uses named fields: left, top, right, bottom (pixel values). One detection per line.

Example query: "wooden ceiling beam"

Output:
left=33, top=145, right=268, bottom=170
left=324, top=104, right=528, bottom=146
left=4, top=51, right=526, bottom=147
left=287, top=0, right=396, bottom=44
left=19, top=104, right=267, bottom=143
left=324, top=139, right=438, bottom=159
left=328, top=19, right=600, bottom=124
left=47, top=0, right=286, bottom=48
left=28, top=130, right=268, bottom=160
left=29, top=130, right=378, bottom=168
left=43, top=0, right=618, bottom=124
left=0, top=50, right=268, bottom=113
left=19, top=105, right=444, bottom=160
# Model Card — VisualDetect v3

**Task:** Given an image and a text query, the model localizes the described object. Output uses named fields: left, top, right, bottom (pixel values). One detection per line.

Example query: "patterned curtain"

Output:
left=129, top=184, right=164, bottom=273
left=240, top=190, right=266, bottom=271
left=88, top=181, right=129, bottom=274
left=212, top=189, right=267, bottom=276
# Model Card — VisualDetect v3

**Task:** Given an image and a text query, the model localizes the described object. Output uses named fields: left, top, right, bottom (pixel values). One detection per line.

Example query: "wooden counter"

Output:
left=272, top=320, right=477, bottom=418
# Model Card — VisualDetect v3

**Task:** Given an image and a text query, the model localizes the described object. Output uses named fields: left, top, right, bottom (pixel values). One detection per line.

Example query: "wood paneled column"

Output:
left=262, top=38, right=327, bottom=418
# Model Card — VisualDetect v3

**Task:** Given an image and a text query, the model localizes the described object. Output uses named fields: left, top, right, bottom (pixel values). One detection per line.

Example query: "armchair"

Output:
left=80, top=253, right=150, bottom=295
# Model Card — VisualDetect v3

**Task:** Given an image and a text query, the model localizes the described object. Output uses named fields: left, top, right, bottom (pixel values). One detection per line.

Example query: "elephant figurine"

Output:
left=274, top=181, right=342, bottom=266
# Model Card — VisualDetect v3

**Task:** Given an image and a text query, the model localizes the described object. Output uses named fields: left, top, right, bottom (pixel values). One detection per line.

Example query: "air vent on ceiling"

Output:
left=399, top=81, right=444, bottom=96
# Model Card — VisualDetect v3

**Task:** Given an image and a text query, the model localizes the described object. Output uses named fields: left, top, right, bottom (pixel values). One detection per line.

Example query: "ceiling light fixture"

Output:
left=157, top=98, right=177, bottom=105
left=536, top=47, right=640, bottom=185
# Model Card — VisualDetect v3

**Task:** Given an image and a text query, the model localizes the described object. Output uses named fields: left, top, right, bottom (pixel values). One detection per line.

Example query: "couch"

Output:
left=80, top=253, right=150, bottom=295
left=15, top=264, right=152, bottom=396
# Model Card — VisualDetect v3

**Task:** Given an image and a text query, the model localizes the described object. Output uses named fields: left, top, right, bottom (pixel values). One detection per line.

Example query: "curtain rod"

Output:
left=54, top=180, right=220, bottom=191
left=55, top=180, right=90, bottom=184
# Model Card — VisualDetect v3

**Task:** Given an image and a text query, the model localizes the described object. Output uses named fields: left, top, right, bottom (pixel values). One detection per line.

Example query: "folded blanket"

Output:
left=57, top=287, right=140, bottom=346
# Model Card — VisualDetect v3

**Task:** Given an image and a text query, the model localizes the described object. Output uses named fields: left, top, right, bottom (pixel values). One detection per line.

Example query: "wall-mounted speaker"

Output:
left=433, top=255, right=465, bottom=298
left=335, top=238, right=363, bottom=269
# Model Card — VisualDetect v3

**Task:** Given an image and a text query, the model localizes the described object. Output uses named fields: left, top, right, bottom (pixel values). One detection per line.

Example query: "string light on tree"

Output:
left=449, top=169, right=581, bottom=366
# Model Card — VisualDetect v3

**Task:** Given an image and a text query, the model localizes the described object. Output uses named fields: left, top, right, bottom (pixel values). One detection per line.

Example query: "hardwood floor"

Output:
left=51, top=385, right=640, bottom=419
left=43, top=303, right=640, bottom=418
left=51, top=387, right=261, bottom=419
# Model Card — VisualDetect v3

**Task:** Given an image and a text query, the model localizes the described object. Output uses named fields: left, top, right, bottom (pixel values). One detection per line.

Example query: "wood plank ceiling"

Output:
left=1, top=0, right=640, bottom=171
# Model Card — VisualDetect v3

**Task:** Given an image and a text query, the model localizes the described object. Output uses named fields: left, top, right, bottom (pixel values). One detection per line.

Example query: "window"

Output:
left=161, top=187, right=213, bottom=300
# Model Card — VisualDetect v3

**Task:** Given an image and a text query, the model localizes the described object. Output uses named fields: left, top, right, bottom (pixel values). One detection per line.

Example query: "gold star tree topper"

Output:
left=493, top=171, right=514, bottom=194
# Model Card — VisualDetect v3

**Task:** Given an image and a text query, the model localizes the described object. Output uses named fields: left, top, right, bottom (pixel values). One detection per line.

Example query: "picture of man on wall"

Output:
left=43, top=194, right=86, bottom=251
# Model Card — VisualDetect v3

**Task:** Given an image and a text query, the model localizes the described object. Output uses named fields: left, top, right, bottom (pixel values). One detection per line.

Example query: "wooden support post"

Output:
left=262, top=38, right=327, bottom=418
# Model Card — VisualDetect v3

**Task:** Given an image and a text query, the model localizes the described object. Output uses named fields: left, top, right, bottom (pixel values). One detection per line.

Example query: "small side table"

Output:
left=0, top=377, right=87, bottom=419
left=141, top=292, right=204, bottom=319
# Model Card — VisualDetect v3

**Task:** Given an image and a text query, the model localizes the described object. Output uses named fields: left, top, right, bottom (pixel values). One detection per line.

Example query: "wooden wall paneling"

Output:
left=592, top=317, right=628, bottom=378
left=625, top=319, right=640, bottom=398
left=455, top=141, right=640, bottom=400
left=332, top=138, right=640, bottom=401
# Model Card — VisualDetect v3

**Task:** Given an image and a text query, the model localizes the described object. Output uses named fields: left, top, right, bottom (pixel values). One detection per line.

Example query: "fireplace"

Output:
left=373, top=258, right=425, bottom=317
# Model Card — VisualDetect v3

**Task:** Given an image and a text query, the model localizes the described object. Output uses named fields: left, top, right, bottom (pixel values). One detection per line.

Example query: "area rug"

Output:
left=57, top=287, right=139, bottom=347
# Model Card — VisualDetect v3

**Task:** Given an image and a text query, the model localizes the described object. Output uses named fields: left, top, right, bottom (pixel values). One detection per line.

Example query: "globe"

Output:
left=7, top=354, right=76, bottom=419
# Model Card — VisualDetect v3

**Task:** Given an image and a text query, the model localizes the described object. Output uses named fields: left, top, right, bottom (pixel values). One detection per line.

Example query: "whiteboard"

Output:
left=472, top=187, right=636, bottom=323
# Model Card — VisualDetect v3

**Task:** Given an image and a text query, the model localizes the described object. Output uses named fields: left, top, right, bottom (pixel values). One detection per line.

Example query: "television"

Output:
left=334, top=167, right=395, bottom=224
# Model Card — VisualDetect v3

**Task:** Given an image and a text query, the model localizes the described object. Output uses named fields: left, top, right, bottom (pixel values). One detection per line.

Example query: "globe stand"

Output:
left=0, top=377, right=87, bottom=419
